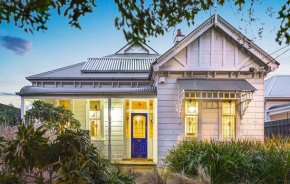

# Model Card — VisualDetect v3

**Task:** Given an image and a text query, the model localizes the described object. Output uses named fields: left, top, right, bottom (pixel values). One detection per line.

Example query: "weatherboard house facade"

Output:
left=18, top=16, right=279, bottom=165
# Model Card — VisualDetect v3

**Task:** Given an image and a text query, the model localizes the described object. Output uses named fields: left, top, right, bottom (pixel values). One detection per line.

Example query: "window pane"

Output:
left=89, top=111, right=100, bottom=119
left=89, top=101, right=101, bottom=140
left=90, top=101, right=100, bottom=111
left=133, top=115, right=146, bottom=138
left=222, top=115, right=235, bottom=139
left=59, top=100, right=71, bottom=109
left=222, top=101, right=235, bottom=115
left=132, top=101, right=147, bottom=110
left=185, top=116, right=198, bottom=137
left=90, top=120, right=101, bottom=139
left=185, top=100, right=198, bottom=115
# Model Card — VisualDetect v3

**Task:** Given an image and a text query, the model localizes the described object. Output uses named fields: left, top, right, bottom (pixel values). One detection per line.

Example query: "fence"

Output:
left=265, top=119, right=290, bottom=137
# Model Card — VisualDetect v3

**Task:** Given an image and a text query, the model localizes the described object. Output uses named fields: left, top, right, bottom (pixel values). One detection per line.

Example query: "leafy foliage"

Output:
left=0, top=103, right=21, bottom=126
left=0, top=0, right=289, bottom=45
left=165, top=138, right=290, bottom=184
left=276, top=0, right=290, bottom=45
left=0, top=0, right=96, bottom=33
left=25, top=100, right=80, bottom=134
left=0, top=173, right=25, bottom=184
left=4, top=125, right=49, bottom=174
left=114, top=0, right=290, bottom=45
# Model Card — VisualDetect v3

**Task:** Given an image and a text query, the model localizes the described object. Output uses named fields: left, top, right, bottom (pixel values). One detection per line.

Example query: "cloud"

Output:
left=1, top=36, right=31, bottom=56
left=0, top=92, right=16, bottom=96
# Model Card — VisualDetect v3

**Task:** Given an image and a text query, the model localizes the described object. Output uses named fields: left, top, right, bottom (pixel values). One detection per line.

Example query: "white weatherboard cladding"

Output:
left=239, top=78, right=264, bottom=140
left=159, top=28, right=261, bottom=72
left=157, top=78, right=181, bottom=164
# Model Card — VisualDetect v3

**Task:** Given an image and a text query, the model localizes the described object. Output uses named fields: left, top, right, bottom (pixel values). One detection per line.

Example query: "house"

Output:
left=265, top=75, right=290, bottom=121
left=17, top=15, right=279, bottom=165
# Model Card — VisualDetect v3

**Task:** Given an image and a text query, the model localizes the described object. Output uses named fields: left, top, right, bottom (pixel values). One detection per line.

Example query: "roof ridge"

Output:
left=88, top=57, right=157, bottom=60
left=27, top=62, right=86, bottom=79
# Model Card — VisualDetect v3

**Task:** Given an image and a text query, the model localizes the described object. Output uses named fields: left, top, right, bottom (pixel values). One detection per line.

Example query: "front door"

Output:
left=131, top=113, right=147, bottom=158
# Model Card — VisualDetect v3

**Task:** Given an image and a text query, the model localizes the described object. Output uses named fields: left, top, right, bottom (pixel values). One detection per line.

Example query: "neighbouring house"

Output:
left=265, top=75, right=290, bottom=121
left=17, top=15, right=279, bottom=165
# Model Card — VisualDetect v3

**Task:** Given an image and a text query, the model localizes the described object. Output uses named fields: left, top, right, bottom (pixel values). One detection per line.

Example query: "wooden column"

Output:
left=21, top=97, right=25, bottom=121
left=108, top=98, right=112, bottom=161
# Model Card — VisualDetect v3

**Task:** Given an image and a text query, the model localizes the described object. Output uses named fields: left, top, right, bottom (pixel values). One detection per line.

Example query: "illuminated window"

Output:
left=185, top=116, right=198, bottom=136
left=59, top=100, right=71, bottom=110
left=132, top=101, right=147, bottom=110
left=89, top=101, right=101, bottom=139
left=222, top=101, right=235, bottom=139
left=185, top=100, right=198, bottom=137
left=149, top=113, right=154, bottom=138
left=125, top=112, right=130, bottom=139
left=133, top=115, right=146, bottom=138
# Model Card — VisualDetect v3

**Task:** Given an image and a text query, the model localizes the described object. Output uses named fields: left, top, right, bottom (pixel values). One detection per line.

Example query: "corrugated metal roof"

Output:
left=265, top=75, right=290, bottom=97
left=82, top=58, right=156, bottom=73
left=17, top=86, right=156, bottom=96
left=178, top=79, right=256, bottom=91
left=26, top=62, right=151, bottom=80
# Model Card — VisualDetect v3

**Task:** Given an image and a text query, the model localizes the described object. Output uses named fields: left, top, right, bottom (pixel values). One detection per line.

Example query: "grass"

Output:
left=164, top=137, right=290, bottom=184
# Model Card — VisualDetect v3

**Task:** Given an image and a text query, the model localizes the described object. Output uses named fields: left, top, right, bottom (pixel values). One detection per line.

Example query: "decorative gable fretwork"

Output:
left=153, top=15, right=279, bottom=74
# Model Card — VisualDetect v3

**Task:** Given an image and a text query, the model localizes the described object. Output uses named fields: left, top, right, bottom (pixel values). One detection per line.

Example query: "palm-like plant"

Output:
left=4, top=125, right=49, bottom=174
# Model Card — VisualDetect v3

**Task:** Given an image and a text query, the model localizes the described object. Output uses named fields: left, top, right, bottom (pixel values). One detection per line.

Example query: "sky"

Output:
left=0, top=0, right=289, bottom=107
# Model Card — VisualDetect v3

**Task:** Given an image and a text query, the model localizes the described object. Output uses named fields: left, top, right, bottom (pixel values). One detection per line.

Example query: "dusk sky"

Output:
left=0, top=0, right=289, bottom=106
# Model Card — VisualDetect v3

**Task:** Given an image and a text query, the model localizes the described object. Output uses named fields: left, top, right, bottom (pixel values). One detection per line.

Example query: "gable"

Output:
left=115, top=41, right=158, bottom=55
left=124, top=44, right=149, bottom=54
left=153, top=15, right=279, bottom=73
left=160, top=28, right=262, bottom=72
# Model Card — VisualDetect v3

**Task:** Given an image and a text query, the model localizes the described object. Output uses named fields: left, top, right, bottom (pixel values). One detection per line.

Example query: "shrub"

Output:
left=0, top=101, right=134, bottom=184
left=0, top=173, right=25, bottom=184
left=165, top=139, right=290, bottom=184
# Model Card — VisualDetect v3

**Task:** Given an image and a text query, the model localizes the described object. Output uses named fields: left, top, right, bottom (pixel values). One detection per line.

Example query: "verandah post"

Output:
left=108, top=97, right=112, bottom=161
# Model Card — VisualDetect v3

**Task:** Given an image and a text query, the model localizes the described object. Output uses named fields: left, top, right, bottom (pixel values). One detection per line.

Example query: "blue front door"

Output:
left=131, top=113, right=147, bottom=158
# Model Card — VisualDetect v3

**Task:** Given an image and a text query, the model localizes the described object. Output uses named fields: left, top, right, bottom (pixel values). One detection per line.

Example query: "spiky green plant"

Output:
left=165, top=138, right=290, bottom=184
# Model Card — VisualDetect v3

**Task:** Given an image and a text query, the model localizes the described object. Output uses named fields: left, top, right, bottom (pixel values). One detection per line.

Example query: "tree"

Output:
left=114, top=0, right=290, bottom=45
left=0, top=0, right=289, bottom=44
left=25, top=101, right=80, bottom=134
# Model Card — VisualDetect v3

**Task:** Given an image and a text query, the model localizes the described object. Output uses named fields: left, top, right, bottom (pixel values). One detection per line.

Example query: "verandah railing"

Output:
left=265, top=119, right=290, bottom=137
